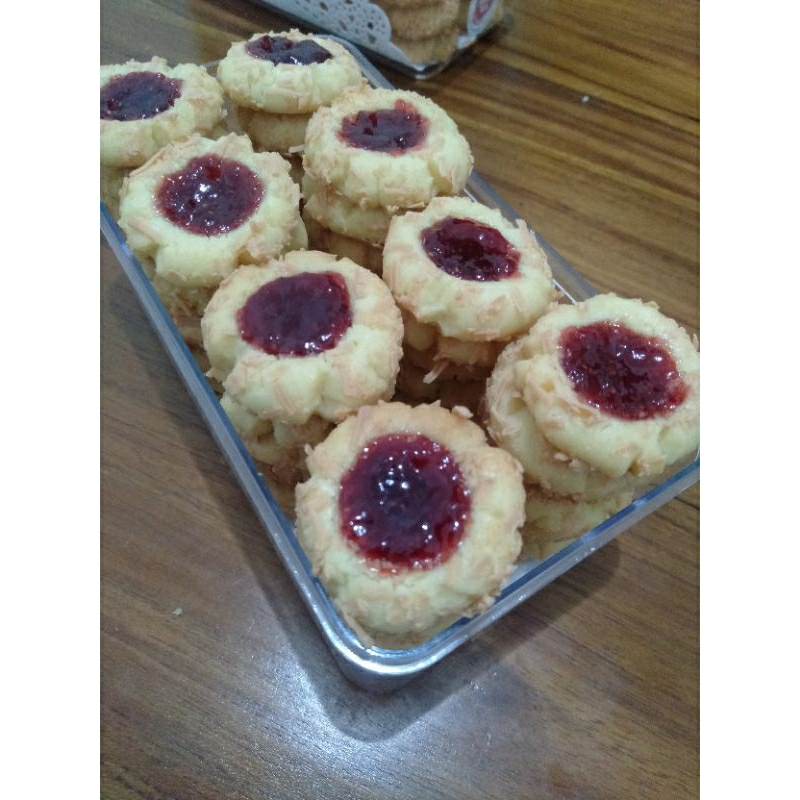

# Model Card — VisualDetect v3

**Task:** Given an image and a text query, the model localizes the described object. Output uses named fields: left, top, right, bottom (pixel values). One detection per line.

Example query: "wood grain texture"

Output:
left=101, top=1, right=699, bottom=797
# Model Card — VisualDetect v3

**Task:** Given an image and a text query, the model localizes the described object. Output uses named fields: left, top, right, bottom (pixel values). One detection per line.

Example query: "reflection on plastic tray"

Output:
left=101, top=37, right=700, bottom=691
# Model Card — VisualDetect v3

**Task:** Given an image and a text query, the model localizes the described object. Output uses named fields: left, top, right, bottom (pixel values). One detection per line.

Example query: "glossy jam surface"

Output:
left=237, top=272, right=352, bottom=356
left=156, top=154, right=264, bottom=236
left=100, top=71, right=182, bottom=121
left=245, top=35, right=332, bottom=65
left=421, top=216, right=520, bottom=281
left=559, top=321, right=688, bottom=420
left=338, top=433, right=471, bottom=571
left=338, top=100, right=429, bottom=154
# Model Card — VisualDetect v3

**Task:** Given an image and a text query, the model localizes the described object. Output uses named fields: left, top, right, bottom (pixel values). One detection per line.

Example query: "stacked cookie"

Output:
left=216, top=30, right=363, bottom=156
left=485, top=294, right=700, bottom=559
left=100, top=57, right=226, bottom=217
left=372, top=0, right=461, bottom=64
left=295, top=401, right=524, bottom=646
left=201, top=250, right=404, bottom=499
left=383, top=196, right=555, bottom=413
left=103, top=32, right=700, bottom=648
left=118, top=133, right=304, bottom=355
left=371, top=0, right=506, bottom=66
left=302, top=85, right=474, bottom=272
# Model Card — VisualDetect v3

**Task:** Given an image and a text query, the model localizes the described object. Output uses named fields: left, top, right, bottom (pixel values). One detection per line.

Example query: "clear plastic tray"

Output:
left=100, top=38, right=700, bottom=691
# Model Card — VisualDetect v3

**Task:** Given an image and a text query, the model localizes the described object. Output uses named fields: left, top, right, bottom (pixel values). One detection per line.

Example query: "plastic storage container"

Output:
left=250, top=0, right=505, bottom=77
left=100, top=37, right=700, bottom=691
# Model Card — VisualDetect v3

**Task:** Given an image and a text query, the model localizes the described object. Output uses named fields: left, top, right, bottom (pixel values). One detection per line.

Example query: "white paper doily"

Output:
left=261, top=1, right=414, bottom=65
left=254, top=0, right=502, bottom=71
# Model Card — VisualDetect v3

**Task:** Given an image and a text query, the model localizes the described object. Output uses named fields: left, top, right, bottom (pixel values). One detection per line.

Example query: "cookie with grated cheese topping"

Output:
left=295, top=401, right=524, bottom=646
left=101, top=57, right=225, bottom=168
left=201, top=250, right=403, bottom=427
left=303, top=85, right=472, bottom=209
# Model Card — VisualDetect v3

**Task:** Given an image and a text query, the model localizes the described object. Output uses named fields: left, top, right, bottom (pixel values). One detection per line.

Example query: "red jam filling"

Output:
left=421, top=216, right=520, bottom=281
left=100, top=71, right=182, bottom=121
left=155, top=154, right=264, bottom=236
left=245, top=35, right=332, bottom=65
left=558, top=321, right=688, bottom=420
left=237, top=272, right=352, bottom=356
left=338, top=433, right=471, bottom=571
left=338, top=100, right=429, bottom=154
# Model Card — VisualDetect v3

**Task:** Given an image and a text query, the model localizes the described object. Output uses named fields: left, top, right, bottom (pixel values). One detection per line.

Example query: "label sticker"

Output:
left=467, top=0, right=500, bottom=37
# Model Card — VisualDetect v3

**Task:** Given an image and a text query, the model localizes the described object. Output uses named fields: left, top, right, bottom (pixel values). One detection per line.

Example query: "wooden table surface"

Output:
left=101, top=1, right=700, bottom=797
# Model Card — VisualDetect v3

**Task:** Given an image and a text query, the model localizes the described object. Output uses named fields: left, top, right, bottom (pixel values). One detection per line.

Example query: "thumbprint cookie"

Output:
left=519, top=484, right=634, bottom=562
left=235, top=108, right=313, bottom=155
left=485, top=335, right=643, bottom=500
left=100, top=58, right=225, bottom=168
left=118, top=134, right=302, bottom=338
left=217, top=30, right=363, bottom=115
left=220, top=392, right=333, bottom=487
left=384, top=197, right=555, bottom=343
left=301, top=213, right=384, bottom=274
left=486, top=295, right=698, bottom=561
left=217, top=30, right=364, bottom=154
left=384, top=196, right=555, bottom=402
left=200, top=250, right=403, bottom=431
left=302, top=174, right=394, bottom=247
left=295, top=402, right=524, bottom=645
left=511, top=294, right=700, bottom=479
left=303, top=85, right=473, bottom=210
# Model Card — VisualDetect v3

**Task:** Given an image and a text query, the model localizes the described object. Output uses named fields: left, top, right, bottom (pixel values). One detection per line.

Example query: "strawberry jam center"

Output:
left=338, top=433, right=471, bottom=571
left=237, top=272, right=352, bottom=356
left=559, top=321, right=688, bottom=420
left=338, top=100, right=429, bottom=153
left=100, top=71, right=182, bottom=121
left=421, top=216, right=520, bottom=281
left=155, top=154, right=264, bottom=236
left=245, top=35, right=332, bottom=65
